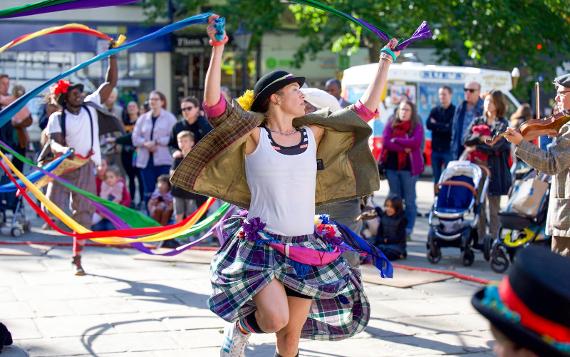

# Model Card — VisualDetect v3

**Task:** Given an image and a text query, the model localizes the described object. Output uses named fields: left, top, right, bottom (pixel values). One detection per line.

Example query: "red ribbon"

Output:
left=499, top=277, right=570, bottom=343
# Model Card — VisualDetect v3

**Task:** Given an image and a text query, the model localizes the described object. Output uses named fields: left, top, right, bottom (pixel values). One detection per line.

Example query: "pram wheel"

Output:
left=490, top=245, right=509, bottom=273
left=461, top=248, right=475, bottom=266
left=22, top=222, right=31, bottom=233
left=426, top=242, right=441, bottom=264
left=10, top=227, right=22, bottom=237
left=482, top=234, right=492, bottom=261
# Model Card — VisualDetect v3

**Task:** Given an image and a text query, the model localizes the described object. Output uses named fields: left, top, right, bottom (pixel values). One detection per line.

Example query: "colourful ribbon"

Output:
left=0, top=24, right=116, bottom=54
left=0, top=152, right=231, bottom=256
left=291, top=0, right=432, bottom=50
left=0, top=0, right=138, bottom=19
left=0, top=149, right=214, bottom=245
left=0, top=12, right=214, bottom=126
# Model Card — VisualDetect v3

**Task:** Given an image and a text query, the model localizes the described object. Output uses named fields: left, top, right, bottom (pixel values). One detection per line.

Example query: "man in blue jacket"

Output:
left=451, top=81, right=484, bottom=159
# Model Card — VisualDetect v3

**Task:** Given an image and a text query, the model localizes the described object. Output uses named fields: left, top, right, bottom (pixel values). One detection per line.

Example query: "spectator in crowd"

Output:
left=104, top=88, right=123, bottom=120
left=148, top=174, right=173, bottom=225
left=381, top=100, right=424, bottom=237
left=374, top=195, right=407, bottom=261
left=510, top=103, right=532, bottom=130
left=463, top=90, right=512, bottom=240
left=95, top=158, right=131, bottom=207
left=170, top=96, right=212, bottom=156
left=112, top=101, right=144, bottom=207
left=451, top=81, right=484, bottom=159
left=39, top=93, right=61, bottom=131
left=471, top=246, right=569, bottom=357
left=10, top=84, right=33, bottom=173
left=426, top=86, right=455, bottom=186
left=0, top=74, right=17, bottom=167
left=92, top=165, right=126, bottom=231
left=122, top=101, right=140, bottom=132
left=325, top=78, right=352, bottom=108
left=509, top=104, right=533, bottom=174
left=171, top=131, right=200, bottom=223
left=132, top=90, right=176, bottom=204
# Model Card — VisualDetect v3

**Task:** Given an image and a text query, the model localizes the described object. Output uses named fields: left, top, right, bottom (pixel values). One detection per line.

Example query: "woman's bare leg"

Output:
left=275, top=296, right=312, bottom=357
left=252, top=279, right=290, bottom=333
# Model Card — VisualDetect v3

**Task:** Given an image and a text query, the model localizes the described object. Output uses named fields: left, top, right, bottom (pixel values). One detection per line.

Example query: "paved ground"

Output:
left=0, top=179, right=501, bottom=356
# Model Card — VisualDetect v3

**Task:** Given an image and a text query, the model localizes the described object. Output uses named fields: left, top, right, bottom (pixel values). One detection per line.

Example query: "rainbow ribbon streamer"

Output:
left=0, top=148, right=214, bottom=245
left=0, top=0, right=138, bottom=19
left=291, top=0, right=432, bottom=50
left=0, top=151, right=232, bottom=256
left=0, top=23, right=119, bottom=55
left=0, top=12, right=214, bottom=126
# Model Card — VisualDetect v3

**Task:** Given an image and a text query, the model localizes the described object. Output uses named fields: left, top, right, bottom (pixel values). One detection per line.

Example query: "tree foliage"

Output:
left=289, top=0, right=570, bottom=96
left=142, top=0, right=570, bottom=96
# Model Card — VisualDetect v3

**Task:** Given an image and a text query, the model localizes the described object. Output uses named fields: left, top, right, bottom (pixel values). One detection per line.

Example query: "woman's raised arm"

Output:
left=204, top=15, right=227, bottom=107
left=359, top=39, right=400, bottom=112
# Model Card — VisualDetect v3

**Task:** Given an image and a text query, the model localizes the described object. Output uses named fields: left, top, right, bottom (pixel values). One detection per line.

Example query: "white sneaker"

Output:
left=220, top=322, right=250, bottom=357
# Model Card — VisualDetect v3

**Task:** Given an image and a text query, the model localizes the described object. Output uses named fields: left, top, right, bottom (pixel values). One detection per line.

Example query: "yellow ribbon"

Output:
left=0, top=150, right=209, bottom=244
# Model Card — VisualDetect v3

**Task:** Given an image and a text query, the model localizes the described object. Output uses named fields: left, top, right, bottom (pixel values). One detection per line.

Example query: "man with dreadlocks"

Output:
left=46, top=52, right=118, bottom=276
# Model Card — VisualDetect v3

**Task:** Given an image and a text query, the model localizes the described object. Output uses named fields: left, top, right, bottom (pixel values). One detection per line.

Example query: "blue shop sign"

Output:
left=0, top=21, right=171, bottom=53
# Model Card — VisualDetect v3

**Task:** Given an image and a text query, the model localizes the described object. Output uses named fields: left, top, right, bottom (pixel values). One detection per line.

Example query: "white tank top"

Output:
left=245, top=126, right=317, bottom=236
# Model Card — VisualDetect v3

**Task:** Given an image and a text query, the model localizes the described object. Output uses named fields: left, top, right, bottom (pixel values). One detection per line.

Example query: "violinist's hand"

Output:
left=503, top=127, right=523, bottom=145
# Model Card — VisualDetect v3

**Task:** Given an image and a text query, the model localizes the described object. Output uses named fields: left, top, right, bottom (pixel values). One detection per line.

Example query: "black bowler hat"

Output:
left=555, top=73, right=570, bottom=89
left=250, top=70, right=305, bottom=112
left=471, top=246, right=570, bottom=357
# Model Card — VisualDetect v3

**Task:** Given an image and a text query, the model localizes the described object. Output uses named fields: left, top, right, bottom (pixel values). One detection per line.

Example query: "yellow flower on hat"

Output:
left=237, top=90, right=254, bottom=111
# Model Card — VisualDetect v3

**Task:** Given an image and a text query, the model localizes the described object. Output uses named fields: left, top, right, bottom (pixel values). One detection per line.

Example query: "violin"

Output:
left=486, top=110, right=570, bottom=146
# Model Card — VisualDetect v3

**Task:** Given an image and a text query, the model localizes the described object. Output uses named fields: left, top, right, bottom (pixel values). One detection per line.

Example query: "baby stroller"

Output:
left=486, top=169, right=551, bottom=273
left=426, top=160, right=490, bottom=266
left=0, top=162, right=31, bottom=237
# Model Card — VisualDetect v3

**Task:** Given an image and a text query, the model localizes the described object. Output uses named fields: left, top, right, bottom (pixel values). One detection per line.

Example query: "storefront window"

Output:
left=129, top=52, right=154, bottom=78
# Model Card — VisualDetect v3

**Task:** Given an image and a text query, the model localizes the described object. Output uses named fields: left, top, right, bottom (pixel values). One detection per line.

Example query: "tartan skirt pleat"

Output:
left=207, top=217, right=370, bottom=341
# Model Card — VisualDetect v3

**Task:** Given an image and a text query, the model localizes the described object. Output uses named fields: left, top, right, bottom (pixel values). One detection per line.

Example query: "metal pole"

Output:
left=241, top=51, right=248, bottom=92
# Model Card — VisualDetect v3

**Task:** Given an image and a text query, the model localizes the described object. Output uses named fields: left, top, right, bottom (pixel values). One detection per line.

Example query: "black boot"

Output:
left=72, top=255, right=86, bottom=276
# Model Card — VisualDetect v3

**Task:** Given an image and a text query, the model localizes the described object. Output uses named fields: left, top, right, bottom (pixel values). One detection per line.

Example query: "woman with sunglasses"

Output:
left=169, top=96, right=212, bottom=158
left=172, top=14, right=398, bottom=357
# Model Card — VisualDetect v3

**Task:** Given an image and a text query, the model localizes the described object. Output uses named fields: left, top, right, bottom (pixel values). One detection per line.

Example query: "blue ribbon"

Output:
left=336, top=222, right=394, bottom=278
left=0, top=13, right=215, bottom=126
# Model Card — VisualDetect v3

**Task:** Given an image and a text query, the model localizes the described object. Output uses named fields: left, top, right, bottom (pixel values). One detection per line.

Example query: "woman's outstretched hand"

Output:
left=207, top=14, right=226, bottom=43
left=386, top=38, right=401, bottom=57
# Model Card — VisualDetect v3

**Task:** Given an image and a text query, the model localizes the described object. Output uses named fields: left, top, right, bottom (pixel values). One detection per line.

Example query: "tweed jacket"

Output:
left=171, top=100, right=379, bottom=209
left=515, top=122, right=570, bottom=237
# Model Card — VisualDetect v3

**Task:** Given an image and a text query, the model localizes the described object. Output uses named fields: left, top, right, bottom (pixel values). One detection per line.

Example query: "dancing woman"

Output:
left=172, top=15, right=400, bottom=357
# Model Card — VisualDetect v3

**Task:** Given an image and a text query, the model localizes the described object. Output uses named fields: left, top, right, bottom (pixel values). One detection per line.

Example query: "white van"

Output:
left=342, top=62, right=521, bottom=163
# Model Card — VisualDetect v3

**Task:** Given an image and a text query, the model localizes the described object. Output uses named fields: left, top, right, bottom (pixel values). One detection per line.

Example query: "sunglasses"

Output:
left=181, top=106, right=196, bottom=112
left=464, top=88, right=478, bottom=93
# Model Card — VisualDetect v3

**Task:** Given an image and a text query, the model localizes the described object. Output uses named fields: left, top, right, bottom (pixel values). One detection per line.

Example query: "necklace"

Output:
left=267, top=127, right=298, bottom=136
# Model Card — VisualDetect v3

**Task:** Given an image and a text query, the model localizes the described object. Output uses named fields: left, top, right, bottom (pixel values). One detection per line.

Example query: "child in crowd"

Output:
left=374, top=196, right=408, bottom=260
left=171, top=131, right=199, bottom=223
left=148, top=174, right=173, bottom=225
left=92, top=166, right=125, bottom=231
left=95, top=159, right=131, bottom=207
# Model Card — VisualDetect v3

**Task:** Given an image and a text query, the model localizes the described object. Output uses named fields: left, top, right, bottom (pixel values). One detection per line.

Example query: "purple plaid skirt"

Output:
left=208, top=217, right=370, bottom=341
